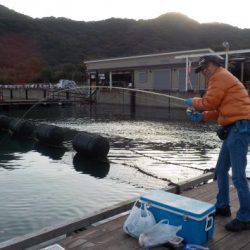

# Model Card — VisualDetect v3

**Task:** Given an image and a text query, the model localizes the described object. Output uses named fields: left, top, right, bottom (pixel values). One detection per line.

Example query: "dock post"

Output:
left=168, top=90, right=171, bottom=113
left=10, top=89, right=13, bottom=100
left=130, top=71, right=136, bottom=117
left=66, top=91, right=69, bottom=100
left=25, top=89, right=28, bottom=100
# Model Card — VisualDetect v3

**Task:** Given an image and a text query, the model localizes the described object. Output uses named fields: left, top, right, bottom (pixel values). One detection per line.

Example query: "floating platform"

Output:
left=0, top=173, right=249, bottom=250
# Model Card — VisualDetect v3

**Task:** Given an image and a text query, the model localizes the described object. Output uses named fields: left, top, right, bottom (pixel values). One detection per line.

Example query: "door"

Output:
left=153, top=69, right=171, bottom=90
left=178, top=68, right=186, bottom=91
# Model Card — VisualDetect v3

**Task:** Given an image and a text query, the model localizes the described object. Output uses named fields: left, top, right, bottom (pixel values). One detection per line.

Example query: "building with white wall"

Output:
left=84, top=48, right=250, bottom=108
left=85, top=48, right=213, bottom=93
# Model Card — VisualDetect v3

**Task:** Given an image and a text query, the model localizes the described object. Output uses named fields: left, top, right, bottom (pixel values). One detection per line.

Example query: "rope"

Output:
left=128, top=148, right=213, bottom=173
left=108, top=159, right=179, bottom=187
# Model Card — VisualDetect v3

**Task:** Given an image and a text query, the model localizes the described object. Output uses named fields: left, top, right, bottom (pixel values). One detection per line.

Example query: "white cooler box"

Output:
left=140, top=190, right=215, bottom=245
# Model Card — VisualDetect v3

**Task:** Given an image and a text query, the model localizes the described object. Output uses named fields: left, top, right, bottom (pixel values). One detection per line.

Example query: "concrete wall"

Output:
left=1, top=89, right=45, bottom=101
left=96, top=89, right=201, bottom=109
left=134, top=67, right=205, bottom=92
left=0, top=89, right=74, bottom=102
left=96, top=89, right=131, bottom=105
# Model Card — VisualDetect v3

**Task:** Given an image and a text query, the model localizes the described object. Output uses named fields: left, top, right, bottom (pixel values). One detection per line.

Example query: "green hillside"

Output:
left=0, top=4, right=250, bottom=83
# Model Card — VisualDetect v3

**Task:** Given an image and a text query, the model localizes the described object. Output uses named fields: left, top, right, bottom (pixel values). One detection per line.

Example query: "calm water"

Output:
left=0, top=104, right=249, bottom=243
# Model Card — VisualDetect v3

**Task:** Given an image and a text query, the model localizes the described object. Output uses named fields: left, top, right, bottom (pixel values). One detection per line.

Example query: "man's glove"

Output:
left=186, top=108, right=203, bottom=122
left=184, top=98, right=193, bottom=106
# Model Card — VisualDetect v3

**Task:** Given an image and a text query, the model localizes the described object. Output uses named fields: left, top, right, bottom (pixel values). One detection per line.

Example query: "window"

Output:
left=153, top=69, right=171, bottom=90
left=138, top=71, right=148, bottom=83
left=178, top=69, right=186, bottom=91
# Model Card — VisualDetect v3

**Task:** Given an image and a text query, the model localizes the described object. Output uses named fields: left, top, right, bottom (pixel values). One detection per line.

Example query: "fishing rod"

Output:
left=67, top=88, right=181, bottom=107
left=58, top=85, right=185, bottom=102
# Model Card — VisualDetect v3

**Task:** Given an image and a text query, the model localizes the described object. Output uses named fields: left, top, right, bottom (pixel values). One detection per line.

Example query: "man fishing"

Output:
left=184, top=55, right=250, bottom=232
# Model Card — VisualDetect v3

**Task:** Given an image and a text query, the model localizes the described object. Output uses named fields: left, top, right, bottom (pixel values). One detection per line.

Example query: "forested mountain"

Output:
left=0, top=4, right=250, bottom=83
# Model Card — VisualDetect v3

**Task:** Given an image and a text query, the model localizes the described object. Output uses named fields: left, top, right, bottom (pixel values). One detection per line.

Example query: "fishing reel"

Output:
left=186, top=107, right=198, bottom=116
left=186, top=107, right=203, bottom=122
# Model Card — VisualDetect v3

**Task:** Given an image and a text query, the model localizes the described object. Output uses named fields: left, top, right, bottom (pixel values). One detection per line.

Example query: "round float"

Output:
left=35, top=124, right=65, bottom=146
left=72, top=132, right=110, bottom=158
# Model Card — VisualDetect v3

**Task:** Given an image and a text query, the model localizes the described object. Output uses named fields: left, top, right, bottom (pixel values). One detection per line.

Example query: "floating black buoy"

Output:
left=0, top=115, right=13, bottom=130
left=35, top=124, right=65, bottom=146
left=72, top=132, right=110, bottom=158
left=9, top=119, right=36, bottom=138
left=73, top=153, right=110, bottom=178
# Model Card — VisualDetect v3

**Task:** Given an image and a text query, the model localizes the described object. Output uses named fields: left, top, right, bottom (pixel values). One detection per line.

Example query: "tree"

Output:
left=1, top=4, right=250, bottom=84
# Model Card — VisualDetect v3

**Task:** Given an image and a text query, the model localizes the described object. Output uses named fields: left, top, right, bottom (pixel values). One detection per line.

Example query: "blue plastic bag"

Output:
left=184, top=244, right=210, bottom=250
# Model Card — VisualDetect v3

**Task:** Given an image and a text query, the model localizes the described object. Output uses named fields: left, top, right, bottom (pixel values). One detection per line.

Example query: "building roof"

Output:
left=85, top=48, right=214, bottom=71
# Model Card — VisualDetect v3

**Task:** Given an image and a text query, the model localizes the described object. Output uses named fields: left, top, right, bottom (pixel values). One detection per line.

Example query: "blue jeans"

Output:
left=215, top=120, right=250, bottom=221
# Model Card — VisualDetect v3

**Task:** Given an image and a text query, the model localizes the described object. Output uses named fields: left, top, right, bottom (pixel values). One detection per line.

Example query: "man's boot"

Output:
left=225, top=218, right=250, bottom=232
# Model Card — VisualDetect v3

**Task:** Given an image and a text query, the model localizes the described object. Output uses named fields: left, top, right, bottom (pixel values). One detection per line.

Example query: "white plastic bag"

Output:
left=123, top=202, right=156, bottom=238
left=139, top=219, right=182, bottom=248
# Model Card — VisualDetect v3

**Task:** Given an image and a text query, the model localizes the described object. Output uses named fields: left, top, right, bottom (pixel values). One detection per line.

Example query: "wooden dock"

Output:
left=60, top=181, right=249, bottom=250
left=1, top=173, right=250, bottom=250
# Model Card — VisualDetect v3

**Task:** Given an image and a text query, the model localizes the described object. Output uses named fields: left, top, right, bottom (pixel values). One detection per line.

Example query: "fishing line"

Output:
left=0, top=88, right=74, bottom=146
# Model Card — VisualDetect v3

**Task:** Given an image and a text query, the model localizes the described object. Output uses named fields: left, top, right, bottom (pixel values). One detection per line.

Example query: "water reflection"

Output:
left=34, top=143, right=66, bottom=160
left=0, top=133, right=34, bottom=168
left=73, top=153, right=110, bottom=178
left=0, top=133, right=33, bottom=151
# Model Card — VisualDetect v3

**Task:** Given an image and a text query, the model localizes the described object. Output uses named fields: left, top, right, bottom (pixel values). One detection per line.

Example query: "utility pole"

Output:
left=223, top=41, right=230, bottom=70
left=185, top=57, right=189, bottom=91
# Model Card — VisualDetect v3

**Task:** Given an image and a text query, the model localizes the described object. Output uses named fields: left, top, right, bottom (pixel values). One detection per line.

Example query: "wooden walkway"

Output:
left=60, top=181, right=250, bottom=250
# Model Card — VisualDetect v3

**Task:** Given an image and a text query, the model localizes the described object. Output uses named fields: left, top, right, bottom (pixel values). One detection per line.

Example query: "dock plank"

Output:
left=62, top=216, right=126, bottom=247
left=240, top=242, right=250, bottom=250
left=62, top=215, right=167, bottom=250
left=211, top=229, right=250, bottom=250
left=60, top=180, right=249, bottom=250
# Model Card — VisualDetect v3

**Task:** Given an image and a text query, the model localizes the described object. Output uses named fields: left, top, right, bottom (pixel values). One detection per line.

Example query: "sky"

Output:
left=0, top=0, right=250, bottom=29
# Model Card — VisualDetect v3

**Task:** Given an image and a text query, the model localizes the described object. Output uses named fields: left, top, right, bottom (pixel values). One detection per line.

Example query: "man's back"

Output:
left=212, top=68, right=250, bottom=125
left=193, top=67, right=250, bottom=125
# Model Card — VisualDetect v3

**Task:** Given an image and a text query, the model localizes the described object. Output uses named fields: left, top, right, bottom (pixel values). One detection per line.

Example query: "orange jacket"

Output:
left=192, top=67, right=250, bottom=126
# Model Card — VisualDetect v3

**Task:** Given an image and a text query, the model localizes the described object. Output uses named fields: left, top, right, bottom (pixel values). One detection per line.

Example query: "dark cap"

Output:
left=195, top=55, right=223, bottom=73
